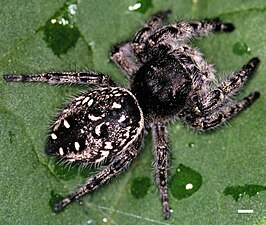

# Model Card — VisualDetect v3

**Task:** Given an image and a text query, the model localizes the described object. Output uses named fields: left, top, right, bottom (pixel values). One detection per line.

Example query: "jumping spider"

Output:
left=4, top=10, right=260, bottom=219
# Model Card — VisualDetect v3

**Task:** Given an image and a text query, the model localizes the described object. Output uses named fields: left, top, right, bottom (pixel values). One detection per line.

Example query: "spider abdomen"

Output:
left=46, top=87, right=144, bottom=166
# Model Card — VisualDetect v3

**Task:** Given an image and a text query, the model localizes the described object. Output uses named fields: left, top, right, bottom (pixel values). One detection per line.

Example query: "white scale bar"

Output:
left=237, top=209, right=254, bottom=214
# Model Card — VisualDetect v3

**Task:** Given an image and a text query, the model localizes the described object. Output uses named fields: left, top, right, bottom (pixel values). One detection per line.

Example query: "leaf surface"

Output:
left=1, top=0, right=265, bottom=224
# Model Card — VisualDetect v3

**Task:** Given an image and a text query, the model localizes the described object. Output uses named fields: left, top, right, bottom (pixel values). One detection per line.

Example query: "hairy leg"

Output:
left=149, top=18, right=234, bottom=43
left=132, top=10, right=171, bottom=45
left=54, top=142, right=142, bottom=212
left=190, top=57, right=260, bottom=115
left=111, top=10, right=171, bottom=77
left=151, top=122, right=170, bottom=219
left=111, top=42, right=142, bottom=77
left=135, top=18, right=234, bottom=63
left=181, top=92, right=260, bottom=131
left=4, top=71, right=116, bottom=87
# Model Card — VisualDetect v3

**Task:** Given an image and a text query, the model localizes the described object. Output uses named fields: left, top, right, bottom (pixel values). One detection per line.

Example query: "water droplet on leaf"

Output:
left=232, top=42, right=251, bottom=56
left=43, top=0, right=81, bottom=56
left=223, top=184, right=266, bottom=201
left=128, top=0, right=153, bottom=14
left=49, top=190, right=64, bottom=210
left=131, top=176, right=151, bottom=198
left=188, top=142, right=195, bottom=148
left=170, top=164, right=202, bottom=200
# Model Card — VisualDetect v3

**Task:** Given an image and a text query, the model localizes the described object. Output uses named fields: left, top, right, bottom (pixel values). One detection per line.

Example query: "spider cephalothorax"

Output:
left=4, top=10, right=260, bottom=219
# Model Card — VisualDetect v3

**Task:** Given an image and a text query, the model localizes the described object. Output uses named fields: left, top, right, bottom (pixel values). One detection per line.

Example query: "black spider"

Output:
left=4, top=10, right=260, bottom=219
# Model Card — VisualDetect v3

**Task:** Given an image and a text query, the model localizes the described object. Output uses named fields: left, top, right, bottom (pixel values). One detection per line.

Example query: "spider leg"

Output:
left=150, top=18, right=234, bottom=43
left=192, top=57, right=260, bottom=114
left=4, top=71, right=116, bottom=87
left=151, top=122, right=170, bottom=219
left=111, top=42, right=142, bottom=77
left=135, top=18, right=234, bottom=63
left=53, top=139, right=143, bottom=212
left=180, top=58, right=260, bottom=130
left=132, top=10, right=171, bottom=45
left=111, top=10, right=171, bottom=77
left=181, top=92, right=260, bottom=131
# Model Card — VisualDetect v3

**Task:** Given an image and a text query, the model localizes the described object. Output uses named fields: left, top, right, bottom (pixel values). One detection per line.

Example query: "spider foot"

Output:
left=4, top=75, right=25, bottom=82
left=246, top=57, right=260, bottom=69
left=211, top=18, right=235, bottom=32
left=53, top=197, right=71, bottom=213
left=163, top=202, right=171, bottom=220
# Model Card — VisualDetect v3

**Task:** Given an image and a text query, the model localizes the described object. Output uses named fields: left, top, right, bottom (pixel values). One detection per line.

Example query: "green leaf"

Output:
left=1, top=0, right=265, bottom=224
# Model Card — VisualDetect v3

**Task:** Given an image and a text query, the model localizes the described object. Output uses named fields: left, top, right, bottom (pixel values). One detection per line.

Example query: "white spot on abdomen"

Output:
left=82, top=97, right=90, bottom=104
left=88, top=114, right=102, bottom=121
left=112, top=102, right=122, bottom=109
left=74, top=142, right=80, bottom=151
left=95, top=122, right=104, bottom=136
left=104, top=141, right=113, bottom=150
left=64, top=120, right=70, bottom=128
left=75, top=101, right=81, bottom=106
left=51, top=133, right=57, bottom=140
left=87, top=99, right=94, bottom=107
left=118, top=115, right=126, bottom=123
left=59, top=147, right=64, bottom=156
